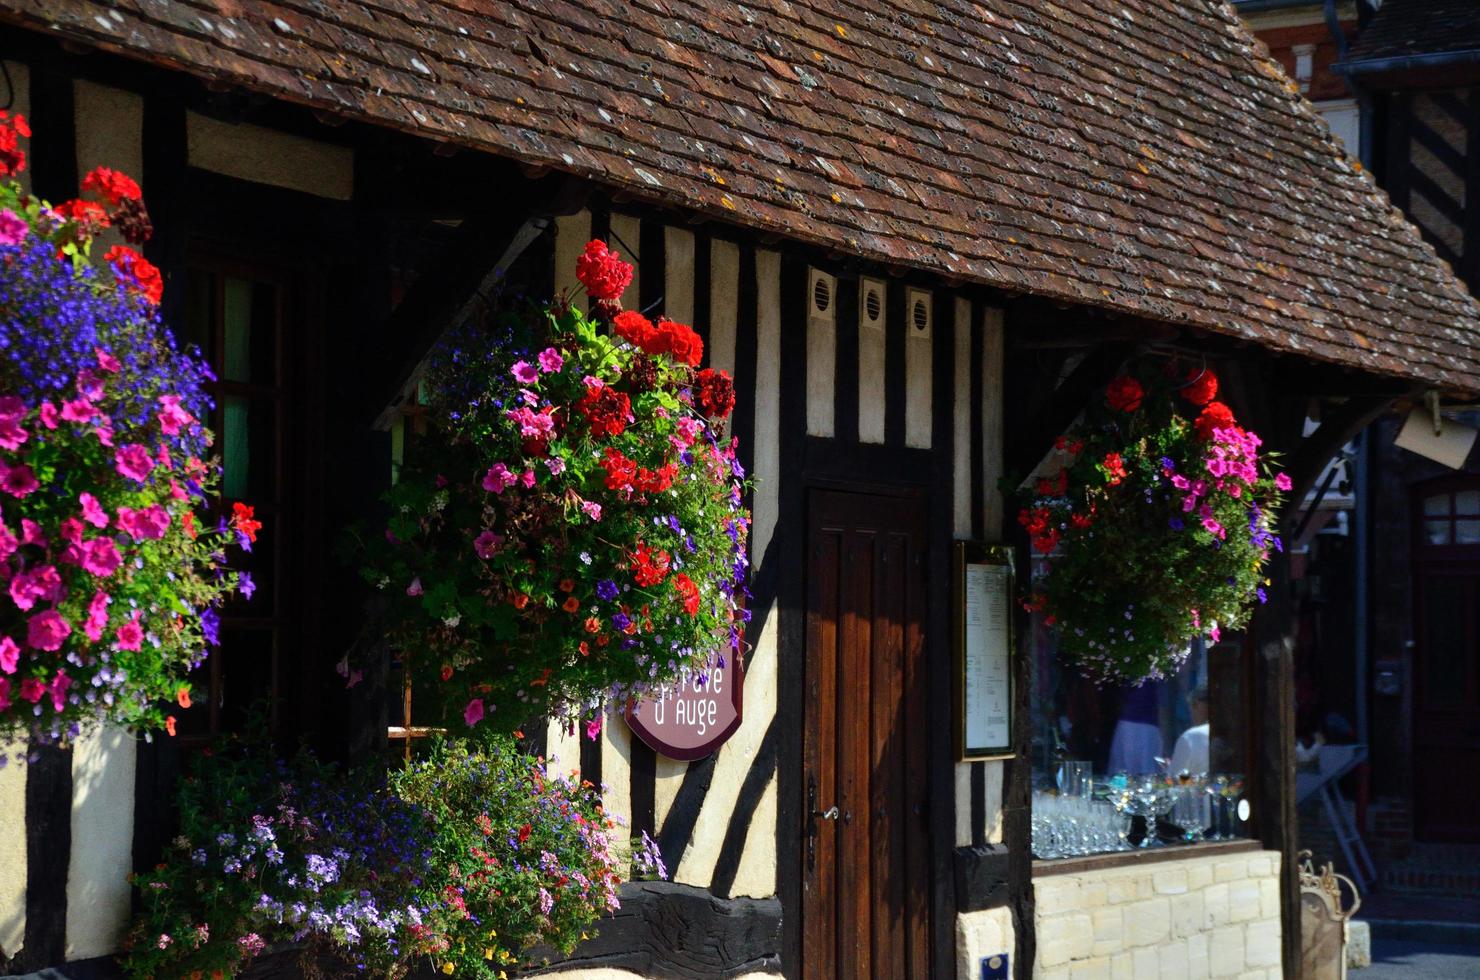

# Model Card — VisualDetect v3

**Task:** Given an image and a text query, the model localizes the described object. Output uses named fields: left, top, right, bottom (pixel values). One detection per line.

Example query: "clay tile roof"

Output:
left=1342, top=0, right=1480, bottom=68
left=5, top=0, right=1479, bottom=392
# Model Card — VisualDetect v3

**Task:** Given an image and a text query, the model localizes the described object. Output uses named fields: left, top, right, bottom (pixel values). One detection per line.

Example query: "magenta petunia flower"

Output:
left=464, top=698, right=485, bottom=727
left=49, top=669, right=70, bottom=710
left=0, top=462, right=38, bottom=498
left=26, top=609, right=71, bottom=651
left=537, top=347, right=564, bottom=373
left=156, top=394, right=195, bottom=436
left=80, top=538, right=122, bottom=578
left=511, top=360, right=539, bottom=385
left=115, top=614, right=143, bottom=651
left=95, top=347, right=121, bottom=373
left=37, top=401, right=57, bottom=429
left=0, top=208, right=28, bottom=246
left=0, top=635, right=18, bottom=674
left=473, top=530, right=503, bottom=559
left=114, top=443, right=154, bottom=482
left=79, top=492, right=110, bottom=529
left=19, top=677, right=44, bottom=703
left=60, top=397, right=95, bottom=423
left=1274, top=472, right=1292, bottom=491
left=482, top=462, right=516, bottom=494
left=84, top=590, right=110, bottom=642
left=0, top=420, right=25, bottom=452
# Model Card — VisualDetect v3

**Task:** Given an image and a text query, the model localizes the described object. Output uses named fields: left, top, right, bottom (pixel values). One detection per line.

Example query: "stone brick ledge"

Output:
left=1032, top=849, right=1283, bottom=980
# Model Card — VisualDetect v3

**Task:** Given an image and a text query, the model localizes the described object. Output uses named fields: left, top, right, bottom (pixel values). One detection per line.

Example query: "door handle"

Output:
left=814, top=805, right=840, bottom=821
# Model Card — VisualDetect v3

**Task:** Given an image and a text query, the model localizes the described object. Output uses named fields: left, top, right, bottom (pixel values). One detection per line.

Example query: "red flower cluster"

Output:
left=1101, top=452, right=1127, bottom=486
left=611, top=309, right=704, bottom=368
left=575, top=240, right=633, bottom=301
left=575, top=385, right=631, bottom=438
left=631, top=543, right=671, bottom=587
left=1180, top=368, right=1218, bottom=406
left=81, top=166, right=142, bottom=207
left=672, top=572, right=700, bottom=616
left=231, top=502, right=262, bottom=543
left=1035, top=467, right=1068, bottom=497
left=600, top=449, right=676, bottom=495
left=695, top=367, right=735, bottom=419
left=1105, top=375, right=1144, bottom=413
left=0, top=111, right=28, bottom=177
left=103, top=245, right=163, bottom=306
left=1018, top=506, right=1060, bottom=554
left=1194, top=401, right=1237, bottom=440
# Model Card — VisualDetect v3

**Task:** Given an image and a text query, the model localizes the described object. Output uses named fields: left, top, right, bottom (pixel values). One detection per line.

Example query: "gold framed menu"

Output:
left=954, top=542, right=1015, bottom=760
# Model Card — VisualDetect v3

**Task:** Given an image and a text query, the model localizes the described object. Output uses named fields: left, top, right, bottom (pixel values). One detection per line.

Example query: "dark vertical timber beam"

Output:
left=884, top=282, right=907, bottom=447
left=928, top=289, right=958, bottom=973
left=1460, top=86, right=1480, bottom=292
left=834, top=272, right=860, bottom=447
left=773, top=250, right=808, bottom=970
left=133, top=91, right=189, bottom=885
left=14, top=65, right=75, bottom=973
left=625, top=217, right=667, bottom=842
left=1228, top=365, right=1303, bottom=980
left=969, top=299, right=987, bottom=844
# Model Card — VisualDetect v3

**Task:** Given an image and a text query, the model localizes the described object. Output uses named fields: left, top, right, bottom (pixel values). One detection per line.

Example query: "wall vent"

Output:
left=907, top=287, right=932, bottom=338
left=861, top=278, right=885, bottom=330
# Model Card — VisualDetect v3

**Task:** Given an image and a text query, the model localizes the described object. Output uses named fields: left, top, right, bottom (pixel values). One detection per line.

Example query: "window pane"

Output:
left=223, top=395, right=250, bottom=500
left=1457, top=520, right=1480, bottom=545
left=1425, top=520, right=1452, bottom=546
left=1423, top=494, right=1451, bottom=516
left=1457, top=490, right=1480, bottom=515
left=1422, top=578, right=1468, bottom=708
left=223, top=277, right=253, bottom=383
left=183, top=269, right=215, bottom=361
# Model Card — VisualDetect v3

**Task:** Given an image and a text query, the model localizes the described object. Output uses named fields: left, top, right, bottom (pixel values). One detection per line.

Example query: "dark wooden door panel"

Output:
left=804, top=490, right=930, bottom=979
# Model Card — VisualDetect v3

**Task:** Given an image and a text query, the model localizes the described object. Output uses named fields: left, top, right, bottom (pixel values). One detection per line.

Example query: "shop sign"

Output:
left=625, top=659, right=742, bottom=761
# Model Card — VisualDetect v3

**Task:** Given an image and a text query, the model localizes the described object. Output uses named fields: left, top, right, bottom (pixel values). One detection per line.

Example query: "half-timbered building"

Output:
left=0, top=1, right=1478, bottom=978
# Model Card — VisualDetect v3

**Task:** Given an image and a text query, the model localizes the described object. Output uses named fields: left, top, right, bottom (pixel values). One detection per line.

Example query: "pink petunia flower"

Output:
left=537, top=347, right=564, bottom=373
left=0, top=208, right=29, bottom=246
left=0, top=635, right=18, bottom=674
left=117, top=504, right=170, bottom=540
left=60, top=397, right=95, bottom=423
left=80, top=492, right=110, bottom=529
left=156, top=394, right=195, bottom=436
left=0, top=396, right=24, bottom=424
left=464, top=698, right=485, bottom=727
left=0, top=419, right=26, bottom=451
left=586, top=714, right=603, bottom=741
left=511, top=360, right=539, bottom=385
left=38, top=401, right=57, bottom=429
left=84, top=590, right=111, bottom=642
left=19, top=677, right=44, bottom=703
left=1274, top=472, right=1292, bottom=491
left=482, top=462, right=516, bottom=494
left=115, top=614, right=143, bottom=651
left=80, top=538, right=122, bottom=578
left=582, top=375, right=604, bottom=389
left=10, top=565, right=63, bottom=611
left=95, top=347, right=121, bottom=373
left=473, top=530, right=503, bottom=559
left=1201, top=517, right=1226, bottom=539
left=48, top=670, right=70, bottom=710
left=406, top=577, right=423, bottom=597
left=27, top=610, right=71, bottom=651
left=115, top=443, right=154, bottom=482
left=94, top=424, right=114, bottom=447
left=521, top=469, right=537, bottom=489
left=0, top=463, right=38, bottom=498
left=0, top=523, right=15, bottom=561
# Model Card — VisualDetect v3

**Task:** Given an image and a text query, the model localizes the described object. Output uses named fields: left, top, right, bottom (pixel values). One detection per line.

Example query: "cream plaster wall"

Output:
left=0, top=753, right=24, bottom=961
left=1033, top=850, right=1283, bottom=980
left=65, top=725, right=136, bottom=959
left=186, top=113, right=353, bottom=200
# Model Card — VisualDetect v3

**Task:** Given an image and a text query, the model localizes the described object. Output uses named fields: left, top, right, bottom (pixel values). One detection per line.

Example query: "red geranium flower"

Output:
left=1102, top=452, right=1128, bottom=486
left=1194, top=401, right=1237, bottom=440
left=231, top=502, right=262, bottom=543
left=613, top=310, right=656, bottom=347
left=103, top=245, right=163, bottom=306
left=81, top=166, right=143, bottom=207
left=0, top=112, right=27, bottom=176
left=672, top=573, right=701, bottom=616
left=631, top=542, right=671, bottom=587
left=695, top=368, right=736, bottom=418
left=575, top=385, right=632, bottom=438
left=575, top=240, right=633, bottom=301
left=649, top=319, right=703, bottom=367
left=1105, top=375, right=1144, bottom=413
left=1180, top=368, right=1218, bottom=406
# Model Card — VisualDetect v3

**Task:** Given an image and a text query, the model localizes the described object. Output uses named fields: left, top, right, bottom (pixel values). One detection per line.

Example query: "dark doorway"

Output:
left=1411, top=480, right=1480, bottom=842
left=802, top=489, right=931, bottom=977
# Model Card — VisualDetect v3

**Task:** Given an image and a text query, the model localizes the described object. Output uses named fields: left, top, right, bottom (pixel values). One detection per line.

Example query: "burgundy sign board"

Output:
left=625, top=658, right=743, bottom=761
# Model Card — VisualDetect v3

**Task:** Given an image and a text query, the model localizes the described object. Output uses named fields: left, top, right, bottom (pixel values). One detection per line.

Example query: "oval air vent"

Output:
left=865, top=288, right=882, bottom=321
left=813, top=276, right=831, bottom=313
left=912, top=298, right=929, bottom=332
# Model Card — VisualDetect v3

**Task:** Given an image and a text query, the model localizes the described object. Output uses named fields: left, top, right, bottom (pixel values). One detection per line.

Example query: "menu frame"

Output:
left=954, top=541, right=1016, bottom=760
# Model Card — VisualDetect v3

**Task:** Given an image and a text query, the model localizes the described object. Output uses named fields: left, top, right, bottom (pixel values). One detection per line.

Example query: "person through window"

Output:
left=1170, top=683, right=1210, bottom=776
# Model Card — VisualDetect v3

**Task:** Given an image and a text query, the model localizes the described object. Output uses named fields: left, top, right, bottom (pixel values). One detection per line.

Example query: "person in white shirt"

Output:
left=1170, top=684, right=1210, bottom=776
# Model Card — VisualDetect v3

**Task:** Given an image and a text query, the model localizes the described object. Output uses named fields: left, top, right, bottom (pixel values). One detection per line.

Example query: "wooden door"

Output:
left=803, top=489, right=931, bottom=978
left=1412, top=483, right=1480, bottom=842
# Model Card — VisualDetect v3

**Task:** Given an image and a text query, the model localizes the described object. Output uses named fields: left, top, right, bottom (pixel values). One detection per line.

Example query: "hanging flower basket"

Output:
left=1018, top=365, right=1289, bottom=684
left=352, top=241, right=750, bottom=731
left=0, top=116, right=252, bottom=746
